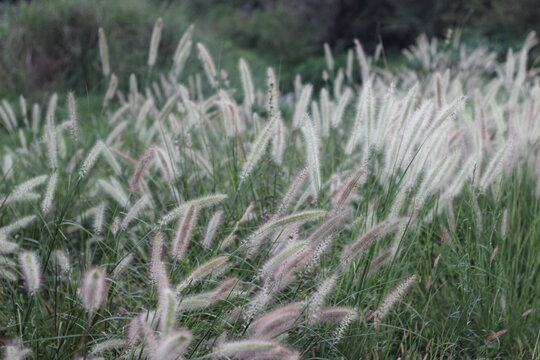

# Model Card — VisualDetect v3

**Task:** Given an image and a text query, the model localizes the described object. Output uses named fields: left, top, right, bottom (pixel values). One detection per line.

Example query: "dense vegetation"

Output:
left=0, top=10, right=539, bottom=360
left=2, top=0, right=540, bottom=98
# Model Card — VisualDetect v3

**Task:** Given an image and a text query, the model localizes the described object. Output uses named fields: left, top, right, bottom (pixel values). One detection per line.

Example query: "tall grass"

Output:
left=0, top=22, right=539, bottom=359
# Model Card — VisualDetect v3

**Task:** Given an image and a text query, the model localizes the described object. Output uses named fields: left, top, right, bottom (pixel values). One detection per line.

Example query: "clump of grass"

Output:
left=0, top=20, right=539, bottom=360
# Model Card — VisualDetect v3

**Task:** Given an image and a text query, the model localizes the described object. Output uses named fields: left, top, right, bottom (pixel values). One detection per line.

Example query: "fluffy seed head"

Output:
left=0, top=236, right=19, bottom=254
left=240, top=115, right=277, bottom=182
left=158, top=287, right=178, bottom=334
left=342, top=217, right=408, bottom=262
left=0, top=215, right=37, bottom=236
left=129, top=145, right=156, bottom=192
left=250, top=304, right=301, bottom=339
left=177, top=256, right=228, bottom=293
left=121, top=194, right=150, bottom=230
left=202, top=209, right=223, bottom=248
left=152, top=330, right=192, bottom=360
left=301, top=114, right=321, bottom=196
left=105, top=73, right=118, bottom=101
left=81, top=267, right=107, bottom=313
left=90, top=339, right=125, bottom=355
left=293, top=85, right=313, bottom=128
left=197, top=42, right=217, bottom=87
left=79, top=142, right=103, bottom=180
left=324, top=42, right=334, bottom=71
left=67, top=92, right=78, bottom=140
left=308, top=273, right=338, bottom=322
left=19, top=251, right=41, bottom=295
left=53, top=249, right=71, bottom=274
left=170, top=204, right=198, bottom=260
left=210, top=277, right=239, bottom=301
left=239, top=58, right=255, bottom=106
left=44, top=117, right=57, bottom=170
left=373, top=274, right=417, bottom=331
left=41, top=171, right=58, bottom=214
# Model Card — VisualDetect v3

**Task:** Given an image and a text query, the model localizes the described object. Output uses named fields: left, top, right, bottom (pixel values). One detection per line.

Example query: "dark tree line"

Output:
left=181, top=0, right=540, bottom=57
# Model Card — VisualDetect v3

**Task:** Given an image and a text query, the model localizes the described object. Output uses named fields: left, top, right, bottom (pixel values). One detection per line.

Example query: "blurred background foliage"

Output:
left=0, top=0, right=538, bottom=99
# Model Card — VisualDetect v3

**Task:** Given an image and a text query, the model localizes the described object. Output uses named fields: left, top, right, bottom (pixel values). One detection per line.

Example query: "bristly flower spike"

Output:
left=80, top=267, right=108, bottom=314
left=19, top=251, right=41, bottom=295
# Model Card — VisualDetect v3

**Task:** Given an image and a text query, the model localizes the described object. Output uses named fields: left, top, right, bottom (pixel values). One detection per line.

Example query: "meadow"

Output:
left=0, top=18, right=539, bottom=359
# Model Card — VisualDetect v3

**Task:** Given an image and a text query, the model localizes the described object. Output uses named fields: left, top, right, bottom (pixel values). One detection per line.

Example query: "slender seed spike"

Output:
left=113, top=254, right=134, bottom=278
left=8, top=175, right=48, bottom=202
left=332, top=88, right=352, bottom=127
left=157, top=94, right=179, bottom=123
left=98, top=28, right=110, bottom=77
left=99, top=141, right=122, bottom=175
left=41, top=171, right=58, bottom=214
left=320, top=88, right=331, bottom=137
left=354, top=38, right=370, bottom=84
left=259, top=241, right=307, bottom=280
left=0, top=215, right=37, bottom=235
left=121, top=194, right=150, bottom=230
left=171, top=204, right=198, bottom=260
left=79, top=142, right=103, bottom=180
left=343, top=217, right=408, bottom=262
left=158, top=287, right=178, bottom=334
left=346, top=49, right=354, bottom=82
left=171, top=25, right=194, bottom=79
left=90, top=339, right=125, bottom=355
left=98, top=178, right=130, bottom=207
left=158, top=194, right=227, bottom=227
left=176, top=256, right=228, bottom=293
left=373, top=274, right=417, bottom=331
left=44, top=116, right=57, bottom=170
left=293, top=85, right=313, bottom=128
left=67, top=92, right=78, bottom=140
left=0, top=236, right=19, bottom=254
left=53, top=250, right=71, bottom=274
left=271, top=118, right=287, bottom=165
left=149, top=232, right=166, bottom=286
left=93, top=201, right=107, bottom=235
left=152, top=330, right=192, bottom=360
left=324, top=43, right=334, bottom=71
left=245, top=209, right=327, bottom=256
left=301, top=114, right=321, bottom=196
left=250, top=304, right=301, bottom=339
left=240, top=116, right=277, bottom=182
left=129, top=145, right=155, bottom=192
left=215, top=340, right=278, bottom=357
left=105, top=73, right=118, bottom=102
left=148, top=18, right=163, bottom=67
left=210, top=277, right=239, bottom=301
left=197, top=43, right=217, bottom=87
left=202, top=209, right=223, bottom=248
left=308, top=273, right=338, bottom=322
left=332, top=308, right=358, bottom=344
left=239, top=58, right=255, bottom=106
left=274, top=168, right=308, bottom=218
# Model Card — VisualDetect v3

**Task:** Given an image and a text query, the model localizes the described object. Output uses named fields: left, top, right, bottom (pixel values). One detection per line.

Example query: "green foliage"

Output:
left=0, top=0, right=270, bottom=99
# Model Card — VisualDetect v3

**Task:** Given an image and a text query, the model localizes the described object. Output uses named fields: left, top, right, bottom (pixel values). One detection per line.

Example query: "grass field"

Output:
left=0, top=19, right=539, bottom=360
